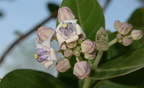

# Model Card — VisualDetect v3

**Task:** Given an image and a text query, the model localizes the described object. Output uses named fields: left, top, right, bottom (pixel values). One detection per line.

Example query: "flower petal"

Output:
left=35, top=39, right=42, bottom=49
left=42, top=35, right=53, bottom=47
left=56, top=33, right=66, bottom=48
left=64, top=19, right=77, bottom=23
left=50, top=48, right=57, bottom=60
left=76, top=24, right=86, bottom=38
left=66, top=35, right=79, bottom=43
left=43, top=60, right=53, bottom=68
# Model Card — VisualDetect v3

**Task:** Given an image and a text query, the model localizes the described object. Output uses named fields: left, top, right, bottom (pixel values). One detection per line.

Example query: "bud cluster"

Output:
left=114, top=21, right=143, bottom=46
left=33, top=7, right=143, bottom=80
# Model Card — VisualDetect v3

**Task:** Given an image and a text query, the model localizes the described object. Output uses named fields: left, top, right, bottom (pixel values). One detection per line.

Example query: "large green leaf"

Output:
left=95, top=68, right=144, bottom=88
left=0, top=69, right=71, bottom=88
left=61, top=0, right=105, bottom=40
left=58, top=69, right=78, bottom=88
left=128, top=8, right=144, bottom=27
left=90, top=48, right=144, bottom=79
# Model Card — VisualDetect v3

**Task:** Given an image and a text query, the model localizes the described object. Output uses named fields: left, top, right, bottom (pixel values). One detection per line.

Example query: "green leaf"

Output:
left=95, top=68, right=144, bottom=88
left=61, top=0, right=105, bottom=40
left=58, top=69, right=78, bottom=88
left=90, top=48, right=144, bottom=79
left=128, top=8, right=144, bottom=27
left=0, top=69, right=71, bottom=88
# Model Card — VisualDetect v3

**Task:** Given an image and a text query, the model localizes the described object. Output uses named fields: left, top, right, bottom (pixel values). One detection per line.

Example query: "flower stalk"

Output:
left=92, top=51, right=103, bottom=70
left=83, top=78, right=91, bottom=88
left=108, top=38, right=117, bottom=47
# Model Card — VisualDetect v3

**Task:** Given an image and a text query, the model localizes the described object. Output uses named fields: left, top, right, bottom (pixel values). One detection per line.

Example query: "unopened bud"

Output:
left=37, top=26, right=55, bottom=42
left=84, top=53, right=96, bottom=60
left=74, top=50, right=80, bottom=56
left=96, top=40, right=109, bottom=51
left=64, top=49, right=73, bottom=58
left=66, top=41, right=77, bottom=48
left=81, top=39, right=96, bottom=53
left=58, top=7, right=75, bottom=23
left=131, top=30, right=143, bottom=40
left=114, top=21, right=133, bottom=35
left=73, top=61, right=90, bottom=79
left=122, top=37, right=133, bottom=46
left=117, top=34, right=122, bottom=39
left=56, top=58, right=71, bottom=72
left=114, top=20, right=121, bottom=29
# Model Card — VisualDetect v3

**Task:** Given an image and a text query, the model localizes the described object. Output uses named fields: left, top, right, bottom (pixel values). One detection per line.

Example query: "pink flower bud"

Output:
left=84, top=53, right=96, bottom=60
left=114, top=20, right=121, bottom=29
left=131, top=30, right=143, bottom=40
left=64, top=49, right=73, bottom=58
left=56, top=58, right=71, bottom=72
left=81, top=39, right=96, bottom=53
left=114, top=21, right=133, bottom=35
left=37, top=26, right=55, bottom=42
left=73, top=61, right=90, bottom=79
left=122, top=37, right=133, bottom=46
left=58, top=7, right=75, bottom=23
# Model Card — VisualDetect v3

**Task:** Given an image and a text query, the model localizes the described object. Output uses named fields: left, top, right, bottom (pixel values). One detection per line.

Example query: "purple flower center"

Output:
left=35, top=48, right=50, bottom=63
left=59, top=22, right=76, bottom=39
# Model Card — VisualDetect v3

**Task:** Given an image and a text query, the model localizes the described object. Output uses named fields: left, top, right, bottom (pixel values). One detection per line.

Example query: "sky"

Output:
left=0, top=0, right=143, bottom=78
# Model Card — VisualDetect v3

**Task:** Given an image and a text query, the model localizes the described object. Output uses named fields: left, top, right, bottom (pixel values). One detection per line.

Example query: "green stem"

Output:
left=92, top=51, right=103, bottom=70
left=55, top=50, right=62, bottom=53
left=82, top=78, right=91, bottom=88
left=76, top=57, right=80, bottom=62
left=108, top=38, right=117, bottom=47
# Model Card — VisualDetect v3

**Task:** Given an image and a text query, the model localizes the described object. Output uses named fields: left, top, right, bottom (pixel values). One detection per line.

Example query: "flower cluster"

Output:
left=114, top=21, right=143, bottom=46
left=34, top=7, right=143, bottom=79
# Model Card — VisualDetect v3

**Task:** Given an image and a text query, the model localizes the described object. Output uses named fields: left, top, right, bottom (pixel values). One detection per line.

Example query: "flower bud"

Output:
left=37, top=26, right=55, bottom=42
left=56, top=58, right=71, bottom=72
left=84, top=53, right=96, bottom=60
left=122, top=37, right=133, bottom=46
left=117, top=34, right=122, bottom=39
left=58, top=7, right=75, bottom=23
left=96, top=40, right=109, bottom=51
left=114, top=20, right=121, bottom=29
left=64, top=49, right=73, bottom=58
left=114, top=21, right=133, bottom=35
left=66, top=41, right=77, bottom=48
left=131, top=30, right=143, bottom=40
left=81, top=39, right=96, bottom=53
left=74, top=50, right=80, bottom=57
left=73, top=61, right=90, bottom=79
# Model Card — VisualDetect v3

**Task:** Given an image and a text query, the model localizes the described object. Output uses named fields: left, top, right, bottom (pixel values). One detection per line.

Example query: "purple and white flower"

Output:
left=56, top=19, right=86, bottom=50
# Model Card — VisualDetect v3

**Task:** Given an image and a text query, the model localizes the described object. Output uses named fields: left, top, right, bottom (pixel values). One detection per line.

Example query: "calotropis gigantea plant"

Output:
left=1, top=0, right=144, bottom=88
left=34, top=6, right=143, bottom=87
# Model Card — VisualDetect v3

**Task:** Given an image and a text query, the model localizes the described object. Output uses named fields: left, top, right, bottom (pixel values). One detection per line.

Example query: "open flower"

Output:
left=56, top=19, right=86, bottom=50
left=34, top=36, right=57, bottom=68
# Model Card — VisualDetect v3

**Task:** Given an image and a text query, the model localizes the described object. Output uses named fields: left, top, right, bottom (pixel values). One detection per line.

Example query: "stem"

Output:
left=76, top=57, right=80, bottom=62
left=108, top=38, right=117, bottom=47
left=82, top=78, right=91, bottom=88
left=55, top=50, right=62, bottom=53
left=92, top=51, right=103, bottom=70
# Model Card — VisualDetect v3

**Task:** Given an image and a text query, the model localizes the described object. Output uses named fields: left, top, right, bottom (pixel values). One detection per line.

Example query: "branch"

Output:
left=103, top=0, right=112, bottom=12
left=0, top=12, right=57, bottom=64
